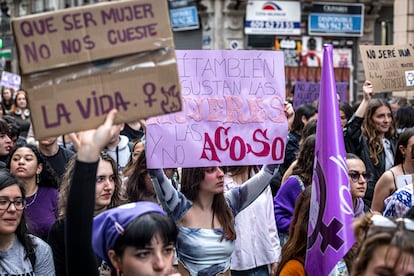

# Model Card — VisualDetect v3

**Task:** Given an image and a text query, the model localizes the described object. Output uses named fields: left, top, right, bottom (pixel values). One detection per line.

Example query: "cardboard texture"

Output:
left=12, top=0, right=174, bottom=73
left=12, top=0, right=182, bottom=140
left=359, top=44, right=414, bottom=92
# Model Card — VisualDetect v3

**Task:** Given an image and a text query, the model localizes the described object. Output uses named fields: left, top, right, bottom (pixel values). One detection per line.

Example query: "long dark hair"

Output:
left=291, top=104, right=317, bottom=135
left=0, top=170, right=37, bottom=265
left=6, top=143, right=59, bottom=189
left=395, top=105, right=414, bottom=130
left=292, top=134, right=316, bottom=185
left=180, top=167, right=236, bottom=240
left=276, top=186, right=312, bottom=274
left=125, top=150, right=157, bottom=202
left=394, top=127, right=414, bottom=166
left=339, top=102, right=354, bottom=123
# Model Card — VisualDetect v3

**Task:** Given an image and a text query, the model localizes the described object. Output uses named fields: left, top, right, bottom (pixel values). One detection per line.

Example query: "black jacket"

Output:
left=343, top=115, right=397, bottom=208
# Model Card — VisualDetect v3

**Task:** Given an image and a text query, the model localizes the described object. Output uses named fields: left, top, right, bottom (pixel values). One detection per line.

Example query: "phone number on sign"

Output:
left=249, top=20, right=294, bottom=29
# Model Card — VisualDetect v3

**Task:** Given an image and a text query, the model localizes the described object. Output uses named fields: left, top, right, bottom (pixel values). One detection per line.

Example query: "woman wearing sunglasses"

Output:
left=0, top=170, right=55, bottom=275
left=346, top=153, right=370, bottom=218
left=352, top=214, right=414, bottom=276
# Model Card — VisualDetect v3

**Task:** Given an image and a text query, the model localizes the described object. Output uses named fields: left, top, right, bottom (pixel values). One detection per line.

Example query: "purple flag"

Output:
left=305, top=44, right=355, bottom=275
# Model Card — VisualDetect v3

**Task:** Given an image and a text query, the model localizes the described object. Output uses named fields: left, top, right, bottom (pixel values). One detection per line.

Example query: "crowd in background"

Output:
left=0, top=81, right=413, bottom=276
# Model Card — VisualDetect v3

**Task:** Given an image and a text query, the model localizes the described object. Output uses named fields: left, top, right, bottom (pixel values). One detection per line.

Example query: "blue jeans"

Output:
left=231, top=265, right=270, bottom=276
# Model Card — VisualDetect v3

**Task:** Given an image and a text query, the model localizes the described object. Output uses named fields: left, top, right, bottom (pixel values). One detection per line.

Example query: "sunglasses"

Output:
left=348, top=170, right=370, bottom=182
left=356, top=214, right=414, bottom=258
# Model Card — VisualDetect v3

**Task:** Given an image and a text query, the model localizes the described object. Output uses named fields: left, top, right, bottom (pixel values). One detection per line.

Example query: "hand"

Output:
left=362, top=80, right=373, bottom=101
left=284, top=102, right=295, bottom=131
left=77, top=109, right=118, bottom=162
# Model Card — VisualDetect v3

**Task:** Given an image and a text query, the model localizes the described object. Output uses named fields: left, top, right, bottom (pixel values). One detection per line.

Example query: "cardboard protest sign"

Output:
left=293, top=81, right=348, bottom=108
left=12, top=1, right=174, bottom=74
left=359, top=44, right=414, bottom=92
left=12, top=0, right=181, bottom=139
left=146, top=50, right=288, bottom=169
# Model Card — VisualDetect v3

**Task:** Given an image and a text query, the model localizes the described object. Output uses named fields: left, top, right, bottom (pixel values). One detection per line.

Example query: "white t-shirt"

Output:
left=0, top=234, right=55, bottom=275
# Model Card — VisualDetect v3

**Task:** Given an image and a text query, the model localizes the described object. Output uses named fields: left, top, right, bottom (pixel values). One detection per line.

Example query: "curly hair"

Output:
left=180, top=167, right=236, bottom=241
left=361, top=99, right=396, bottom=166
left=57, top=152, right=123, bottom=219
left=291, top=134, right=316, bottom=185
left=6, top=143, right=59, bottom=189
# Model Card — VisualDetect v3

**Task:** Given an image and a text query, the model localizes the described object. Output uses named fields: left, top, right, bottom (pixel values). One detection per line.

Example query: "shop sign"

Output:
left=245, top=1, right=301, bottom=35
left=169, top=5, right=199, bottom=31
left=309, top=2, right=364, bottom=37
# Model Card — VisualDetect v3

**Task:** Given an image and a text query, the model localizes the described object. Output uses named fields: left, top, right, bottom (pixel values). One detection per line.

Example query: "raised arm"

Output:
left=225, top=164, right=276, bottom=215
left=343, top=81, right=373, bottom=153
left=354, top=81, right=373, bottom=118
left=149, top=168, right=192, bottom=222
left=66, top=110, right=118, bottom=276
left=225, top=102, right=293, bottom=215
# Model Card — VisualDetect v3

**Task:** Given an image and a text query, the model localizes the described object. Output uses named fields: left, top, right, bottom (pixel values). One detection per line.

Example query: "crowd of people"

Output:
left=0, top=80, right=413, bottom=276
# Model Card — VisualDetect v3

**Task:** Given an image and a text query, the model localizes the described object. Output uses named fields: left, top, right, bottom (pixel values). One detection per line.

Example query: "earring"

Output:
left=403, top=153, right=406, bottom=159
left=116, top=267, right=122, bottom=276
left=36, top=173, right=40, bottom=184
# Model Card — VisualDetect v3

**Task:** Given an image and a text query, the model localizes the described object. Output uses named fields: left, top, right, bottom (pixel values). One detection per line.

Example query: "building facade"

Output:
left=2, top=0, right=413, bottom=100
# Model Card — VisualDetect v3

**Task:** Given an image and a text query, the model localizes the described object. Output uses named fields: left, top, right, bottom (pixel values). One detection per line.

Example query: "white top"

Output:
left=224, top=173, right=281, bottom=271
left=0, top=234, right=55, bottom=275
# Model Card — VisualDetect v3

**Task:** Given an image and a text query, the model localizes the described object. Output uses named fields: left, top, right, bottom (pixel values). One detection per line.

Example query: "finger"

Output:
left=103, top=109, right=118, bottom=128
